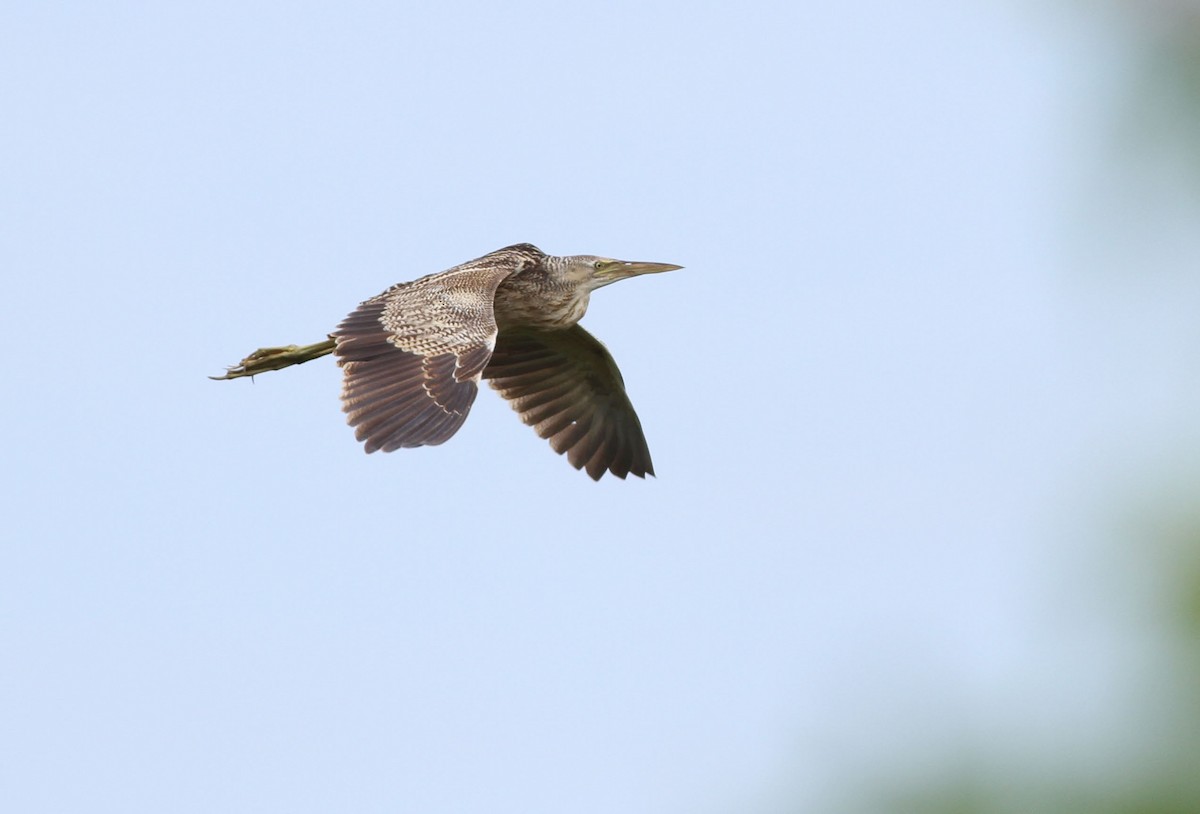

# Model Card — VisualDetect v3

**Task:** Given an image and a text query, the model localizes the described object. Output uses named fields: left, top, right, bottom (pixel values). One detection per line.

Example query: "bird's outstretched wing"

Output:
left=333, top=246, right=540, bottom=452
left=483, top=325, right=654, bottom=480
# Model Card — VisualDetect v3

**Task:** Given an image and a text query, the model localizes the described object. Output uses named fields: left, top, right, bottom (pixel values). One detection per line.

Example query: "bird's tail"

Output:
left=211, top=337, right=336, bottom=380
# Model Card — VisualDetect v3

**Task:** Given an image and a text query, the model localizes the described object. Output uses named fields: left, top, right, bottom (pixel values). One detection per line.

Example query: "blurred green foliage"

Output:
left=868, top=527, right=1200, bottom=813
left=830, top=6, right=1200, bottom=812
left=1119, top=6, right=1200, bottom=187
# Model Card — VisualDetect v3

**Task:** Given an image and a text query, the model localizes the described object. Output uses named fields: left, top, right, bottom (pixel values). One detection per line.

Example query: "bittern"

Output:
left=214, top=243, right=682, bottom=480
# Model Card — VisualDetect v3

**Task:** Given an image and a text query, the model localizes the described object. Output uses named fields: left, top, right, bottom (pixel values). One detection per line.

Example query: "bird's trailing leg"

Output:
left=211, top=337, right=337, bottom=380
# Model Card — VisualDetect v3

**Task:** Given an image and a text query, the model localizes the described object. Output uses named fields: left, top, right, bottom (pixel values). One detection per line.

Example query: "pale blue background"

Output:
left=3, top=3, right=1196, bottom=812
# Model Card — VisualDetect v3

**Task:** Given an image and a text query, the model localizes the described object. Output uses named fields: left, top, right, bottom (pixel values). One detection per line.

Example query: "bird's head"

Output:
left=562, top=255, right=684, bottom=291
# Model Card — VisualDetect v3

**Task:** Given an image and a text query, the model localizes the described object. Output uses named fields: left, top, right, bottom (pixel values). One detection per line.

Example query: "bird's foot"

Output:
left=210, top=337, right=337, bottom=380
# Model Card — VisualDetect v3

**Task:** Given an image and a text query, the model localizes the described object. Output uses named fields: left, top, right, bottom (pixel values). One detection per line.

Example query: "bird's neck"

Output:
left=494, top=265, right=591, bottom=330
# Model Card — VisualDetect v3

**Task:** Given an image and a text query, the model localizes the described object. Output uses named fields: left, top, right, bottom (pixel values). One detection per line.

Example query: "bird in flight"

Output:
left=214, top=243, right=682, bottom=480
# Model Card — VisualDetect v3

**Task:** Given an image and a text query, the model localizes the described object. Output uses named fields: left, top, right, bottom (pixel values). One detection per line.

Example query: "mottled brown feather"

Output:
left=332, top=246, right=540, bottom=452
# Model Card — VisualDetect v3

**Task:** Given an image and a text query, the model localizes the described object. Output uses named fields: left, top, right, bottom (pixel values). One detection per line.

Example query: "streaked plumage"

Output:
left=215, top=243, right=682, bottom=480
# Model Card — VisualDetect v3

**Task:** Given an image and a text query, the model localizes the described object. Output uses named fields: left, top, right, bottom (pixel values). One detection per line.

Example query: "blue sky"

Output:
left=3, top=2, right=1196, bottom=812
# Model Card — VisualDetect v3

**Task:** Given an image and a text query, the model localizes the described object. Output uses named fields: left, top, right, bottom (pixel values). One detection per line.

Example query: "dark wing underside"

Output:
left=333, top=246, right=539, bottom=453
left=483, top=325, right=654, bottom=480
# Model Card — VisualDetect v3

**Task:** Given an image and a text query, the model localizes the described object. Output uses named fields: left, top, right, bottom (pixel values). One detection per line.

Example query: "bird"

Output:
left=214, top=243, right=683, bottom=480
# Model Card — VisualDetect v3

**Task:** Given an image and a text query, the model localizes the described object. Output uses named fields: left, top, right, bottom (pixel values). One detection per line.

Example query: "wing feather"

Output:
left=333, top=246, right=540, bottom=453
left=483, top=325, right=654, bottom=480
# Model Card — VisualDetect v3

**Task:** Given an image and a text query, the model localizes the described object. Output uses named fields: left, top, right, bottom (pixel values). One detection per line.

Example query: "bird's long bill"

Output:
left=601, top=259, right=684, bottom=283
